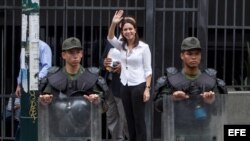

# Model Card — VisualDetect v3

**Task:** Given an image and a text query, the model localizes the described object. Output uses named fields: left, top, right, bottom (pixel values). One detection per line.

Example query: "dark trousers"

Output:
left=120, top=82, right=146, bottom=141
left=15, top=124, right=20, bottom=141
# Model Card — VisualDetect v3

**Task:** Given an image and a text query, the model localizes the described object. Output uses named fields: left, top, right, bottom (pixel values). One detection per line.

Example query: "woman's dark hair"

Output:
left=120, top=17, right=139, bottom=51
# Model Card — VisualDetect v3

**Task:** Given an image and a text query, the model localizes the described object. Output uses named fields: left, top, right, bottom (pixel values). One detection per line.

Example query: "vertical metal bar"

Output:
left=53, top=0, right=58, bottom=65
left=232, top=0, right=236, bottom=85
left=12, top=0, right=16, bottom=92
left=223, top=0, right=228, bottom=80
left=0, top=6, right=7, bottom=139
left=62, top=0, right=67, bottom=65
left=135, top=0, right=138, bottom=31
left=182, top=0, right=186, bottom=39
left=1, top=0, right=7, bottom=99
left=214, top=0, right=219, bottom=69
left=126, top=0, right=128, bottom=13
left=191, top=0, right=195, bottom=36
left=90, top=0, right=94, bottom=66
left=172, top=0, right=176, bottom=65
left=81, top=1, right=85, bottom=66
left=45, top=1, right=49, bottom=42
left=74, top=0, right=76, bottom=36
left=98, top=0, right=103, bottom=68
left=11, top=1, right=16, bottom=137
left=241, top=0, right=246, bottom=87
left=197, top=0, right=208, bottom=68
left=135, top=0, right=138, bottom=22
left=146, top=0, right=155, bottom=65
left=64, top=0, right=67, bottom=38
left=0, top=2, right=6, bottom=137
left=145, top=1, right=154, bottom=140
left=161, top=0, right=166, bottom=74
left=115, top=0, right=120, bottom=36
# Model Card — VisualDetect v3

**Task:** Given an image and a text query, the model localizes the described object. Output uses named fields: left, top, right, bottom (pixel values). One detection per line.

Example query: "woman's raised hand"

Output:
left=112, top=10, right=124, bottom=24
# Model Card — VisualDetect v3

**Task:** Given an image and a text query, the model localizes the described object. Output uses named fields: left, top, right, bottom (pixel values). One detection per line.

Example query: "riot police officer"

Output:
left=154, top=37, right=228, bottom=141
left=39, top=37, right=108, bottom=105
left=39, top=37, right=109, bottom=137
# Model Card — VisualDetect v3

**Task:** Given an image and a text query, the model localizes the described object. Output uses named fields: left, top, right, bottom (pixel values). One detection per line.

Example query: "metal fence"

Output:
left=1, top=0, right=250, bottom=140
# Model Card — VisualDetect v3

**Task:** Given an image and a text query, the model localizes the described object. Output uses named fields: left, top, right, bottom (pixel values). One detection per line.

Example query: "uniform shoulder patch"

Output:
left=165, top=67, right=178, bottom=76
left=48, top=66, right=60, bottom=74
left=154, top=75, right=167, bottom=91
left=204, top=68, right=217, bottom=76
left=217, top=78, right=226, bottom=86
left=87, top=67, right=100, bottom=75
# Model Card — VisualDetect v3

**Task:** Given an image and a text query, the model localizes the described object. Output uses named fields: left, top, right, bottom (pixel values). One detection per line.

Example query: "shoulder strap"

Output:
left=39, top=66, right=61, bottom=92
left=76, top=68, right=99, bottom=92
left=165, top=67, right=178, bottom=76
left=196, top=71, right=217, bottom=91
left=47, top=68, right=68, bottom=92
left=167, top=72, right=190, bottom=91
left=154, top=75, right=168, bottom=92
left=48, top=66, right=60, bottom=74
left=154, top=67, right=178, bottom=93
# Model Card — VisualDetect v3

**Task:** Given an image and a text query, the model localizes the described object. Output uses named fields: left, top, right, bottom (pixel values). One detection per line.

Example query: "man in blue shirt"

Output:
left=15, top=40, right=52, bottom=96
left=14, top=40, right=52, bottom=141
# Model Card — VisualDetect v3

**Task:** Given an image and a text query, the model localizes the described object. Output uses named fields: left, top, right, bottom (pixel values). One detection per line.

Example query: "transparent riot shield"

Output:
left=38, top=96, right=102, bottom=141
left=162, top=94, right=224, bottom=141
left=162, top=93, right=250, bottom=141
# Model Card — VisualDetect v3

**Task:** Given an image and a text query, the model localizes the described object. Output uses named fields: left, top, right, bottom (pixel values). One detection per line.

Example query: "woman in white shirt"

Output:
left=107, top=10, right=152, bottom=141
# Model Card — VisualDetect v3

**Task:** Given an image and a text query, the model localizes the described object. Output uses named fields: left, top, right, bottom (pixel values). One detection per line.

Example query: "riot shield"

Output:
left=38, top=96, right=102, bottom=141
left=162, top=94, right=250, bottom=141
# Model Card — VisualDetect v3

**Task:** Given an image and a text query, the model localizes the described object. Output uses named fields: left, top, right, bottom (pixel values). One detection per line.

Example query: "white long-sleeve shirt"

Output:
left=108, top=36, right=152, bottom=86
